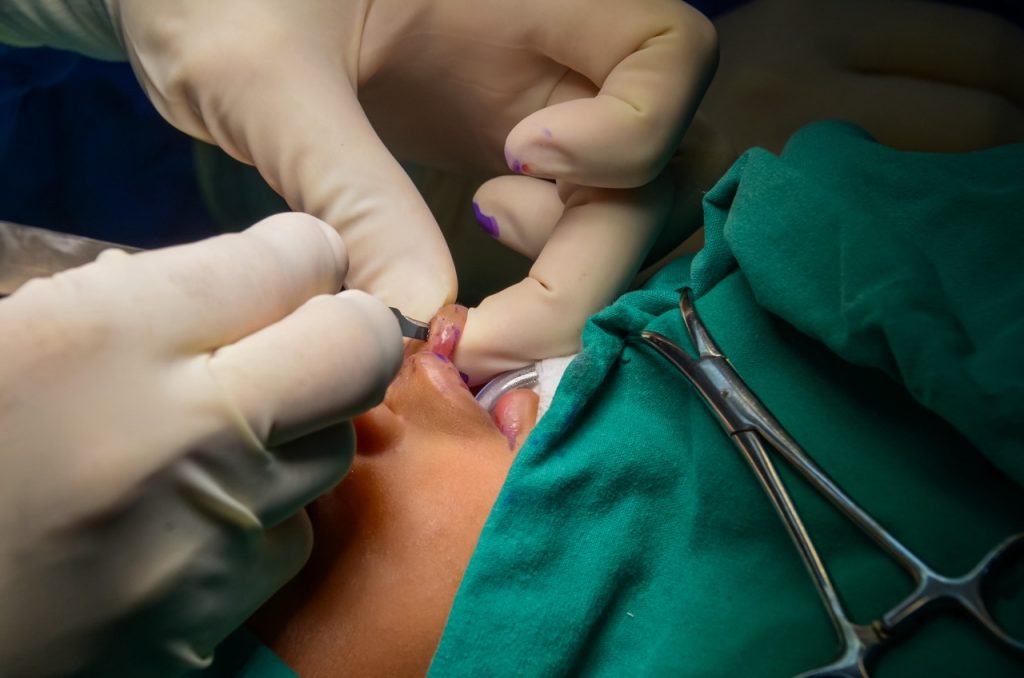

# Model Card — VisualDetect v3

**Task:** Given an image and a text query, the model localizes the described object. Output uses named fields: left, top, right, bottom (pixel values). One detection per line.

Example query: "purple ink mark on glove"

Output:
left=505, top=147, right=523, bottom=174
left=472, top=202, right=500, bottom=238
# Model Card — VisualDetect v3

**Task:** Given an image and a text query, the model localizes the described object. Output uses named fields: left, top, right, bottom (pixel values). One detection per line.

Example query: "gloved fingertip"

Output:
left=504, top=146, right=523, bottom=174
left=504, top=131, right=569, bottom=181
left=334, top=290, right=405, bottom=379
left=507, top=98, right=676, bottom=188
left=471, top=202, right=500, bottom=238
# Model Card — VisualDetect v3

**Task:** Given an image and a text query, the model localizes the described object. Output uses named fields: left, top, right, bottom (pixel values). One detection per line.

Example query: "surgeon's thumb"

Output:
left=184, top=48, right=457, bottom=321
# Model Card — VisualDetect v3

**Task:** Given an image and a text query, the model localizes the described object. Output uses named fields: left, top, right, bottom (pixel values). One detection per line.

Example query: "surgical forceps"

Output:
left=638, top=288, right=1024, bottom=678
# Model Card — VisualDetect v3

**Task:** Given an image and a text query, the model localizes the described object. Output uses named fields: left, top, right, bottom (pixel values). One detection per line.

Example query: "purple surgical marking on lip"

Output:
left=459, top=371, right=470, bottom=384
left=472, top=202, right=500, bottom=238
left=432, top=351, right=450, bottom=363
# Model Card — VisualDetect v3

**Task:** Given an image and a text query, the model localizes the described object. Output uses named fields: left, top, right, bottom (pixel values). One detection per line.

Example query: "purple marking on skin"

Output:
left=432, top=351, right=450, bottom=363
left=459, top=371, right=470, bottom=384
left=542, top=127, right=553, bottom=138
left=472, top=202, right=500, bottom=238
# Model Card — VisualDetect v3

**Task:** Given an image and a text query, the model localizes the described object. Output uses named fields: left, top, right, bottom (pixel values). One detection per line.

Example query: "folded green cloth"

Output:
left=693, top=122, right=1024, bottom=485
left=430, top=122, right=1024, bottom=677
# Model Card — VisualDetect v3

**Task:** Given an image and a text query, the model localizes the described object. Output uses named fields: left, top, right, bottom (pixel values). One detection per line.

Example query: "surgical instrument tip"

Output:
left=390, top=307, right=430, bottom=341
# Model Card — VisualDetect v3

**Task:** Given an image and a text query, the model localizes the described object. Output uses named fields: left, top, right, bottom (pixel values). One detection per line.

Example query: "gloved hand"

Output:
left=456, top=110, right=733, bottom=381
left=0, top=0, right=716, bottom=377
left=0, top=214, right=402, bottom=676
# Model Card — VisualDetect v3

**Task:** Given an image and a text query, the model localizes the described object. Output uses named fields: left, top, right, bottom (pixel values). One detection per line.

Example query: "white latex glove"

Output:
left=0, top=0, right=716, bottom=375
left=455, top=106, right=735, bottom=381
left=0, top=214, right=402, bottom=676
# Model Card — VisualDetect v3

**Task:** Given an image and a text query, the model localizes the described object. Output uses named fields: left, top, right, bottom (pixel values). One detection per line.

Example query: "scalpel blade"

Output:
left=390, top=307, right=430, bottom=341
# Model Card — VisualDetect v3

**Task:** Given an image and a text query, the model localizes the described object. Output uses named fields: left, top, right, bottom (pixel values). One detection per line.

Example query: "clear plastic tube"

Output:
left=474, top=364, right=539, bottom=413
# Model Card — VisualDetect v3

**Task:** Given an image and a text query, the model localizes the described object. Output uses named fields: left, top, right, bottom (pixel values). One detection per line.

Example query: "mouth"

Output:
left=398, top=305, right=538, bottom=448
left=416, top=305, right=541, bottom=410
left=417, top=304, right=472, bottom=387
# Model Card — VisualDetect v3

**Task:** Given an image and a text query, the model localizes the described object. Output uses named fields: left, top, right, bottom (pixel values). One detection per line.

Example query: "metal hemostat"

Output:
left=638, top=287, right=1024, bottom=678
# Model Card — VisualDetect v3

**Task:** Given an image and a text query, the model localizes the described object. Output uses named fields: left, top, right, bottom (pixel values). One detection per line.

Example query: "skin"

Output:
left=249, top=305, right=538, bottom=677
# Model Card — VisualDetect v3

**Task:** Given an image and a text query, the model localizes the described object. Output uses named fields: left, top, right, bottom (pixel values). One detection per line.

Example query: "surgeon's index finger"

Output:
left=122, top=214, right=348, bottom=351
left=209, top=290, right=403, bottom=448
left=180, top=43, right=457, bottom=321
left=508, top=0, right=717, bottom=188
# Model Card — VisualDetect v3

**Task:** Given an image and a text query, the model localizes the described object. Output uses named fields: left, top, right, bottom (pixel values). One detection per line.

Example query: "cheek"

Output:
left=257, top=413, right=516, bottom=676
left=393, top=427, right=515, bottom=511
left=346, top=424, right=516, bottom=585
left=352, top=406, right=404, bottom=456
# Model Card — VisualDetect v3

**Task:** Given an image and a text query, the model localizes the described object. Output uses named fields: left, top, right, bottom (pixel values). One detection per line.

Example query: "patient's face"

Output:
left=249, top=305, right=538, bottom=677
